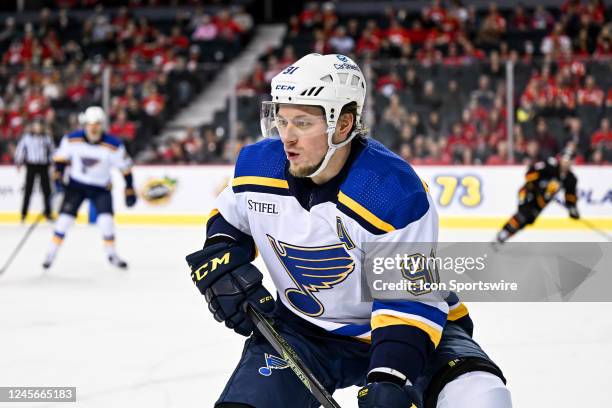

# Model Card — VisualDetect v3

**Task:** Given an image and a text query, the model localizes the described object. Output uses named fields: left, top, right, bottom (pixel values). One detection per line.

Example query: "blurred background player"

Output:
left=495, top=145, right=579, bottom=245
left=42, top=106, right=137, bottom=269
left=14, top=119, right=55, bottom=223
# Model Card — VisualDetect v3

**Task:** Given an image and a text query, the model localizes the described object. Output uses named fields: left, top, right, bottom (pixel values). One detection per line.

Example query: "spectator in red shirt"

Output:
left=110, top=109, right=136, bottom=142
left=459, top=38, right=486, bottom=62
left=24, top=86, right=48, bottom=118
left=376, top=70, right=403, bottom=98
left=447, top=121, right=472, bottom=155
left=606, top=89, right=612, bottom=107
left=510, top=4, right=532, bottom=31
left=577, top=75, right=604, bottom=106
left=562, top=0, right=583, bottom=14
left=416, top=39, right=442, bottom=66
left=385, top=19, right=410, bottom=48
left=486, top=140, right=512, bottom=165
left=170, top=26, right=189, bottom=49
left=299, top=2, right=321, bottom=28
left=423, top=0, right=447, bottom=25
left=215, top=9, right=243, bottom=41
left=585, top=0, right=606, bottom=25
left=356, top=27, right=381, bottom=56
left=4, top=40, right=24, bottom=65
left=591, top=118, right=611, bottom=148
left=142, top=83, right=165, bottom=117
left=112, top=6, right=131, bottom=30
left=443, top=42, right=464, bottom=66
left=65, top=77, right=87, bottom=103
left=406, top=20, right=429, bottom=45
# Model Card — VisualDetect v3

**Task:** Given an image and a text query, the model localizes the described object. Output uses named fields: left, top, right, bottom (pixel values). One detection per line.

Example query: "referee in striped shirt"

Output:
left=14, top=120, right=55, bottom=221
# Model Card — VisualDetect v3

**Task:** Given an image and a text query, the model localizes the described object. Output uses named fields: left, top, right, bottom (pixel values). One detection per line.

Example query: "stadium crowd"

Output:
left=0, top=3, right=252, bottom=164
left=1, top=1, right=610, bottom=165
left=235, top=0, right=611, bottom=165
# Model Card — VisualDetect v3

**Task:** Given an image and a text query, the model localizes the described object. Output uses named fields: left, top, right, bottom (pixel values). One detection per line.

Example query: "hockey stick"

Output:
left=245, top=304, right=342, bottom=408
left=552, top=201, right=612, bottom=241
left=0, top=214, right=44, bottom=275
left=578, top=218, right=612, bottom=242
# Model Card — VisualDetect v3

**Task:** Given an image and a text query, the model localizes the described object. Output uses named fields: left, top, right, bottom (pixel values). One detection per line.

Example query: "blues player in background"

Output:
left=186, top=54, right=512, bottom=407
left=43, top=106, right=137, bottom=269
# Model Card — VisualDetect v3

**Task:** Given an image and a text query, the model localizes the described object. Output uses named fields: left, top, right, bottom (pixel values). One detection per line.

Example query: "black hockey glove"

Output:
left=568, top=206, right=580, bottom=219
left=357, top=382, right=419, bottom=408
left=186, top=241, right=275, bottom=336
left=125, top=187, right=137, bottom=207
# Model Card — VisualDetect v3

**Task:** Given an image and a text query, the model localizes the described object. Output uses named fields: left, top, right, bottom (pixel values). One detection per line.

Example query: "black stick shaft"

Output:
left=246, top=305, right=342, bottom=408
left=0, top=215, right=43, bottom=275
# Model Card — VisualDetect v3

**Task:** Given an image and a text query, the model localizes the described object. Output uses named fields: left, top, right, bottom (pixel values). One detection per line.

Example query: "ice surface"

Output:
left=0, top=223, right=610, bottom=407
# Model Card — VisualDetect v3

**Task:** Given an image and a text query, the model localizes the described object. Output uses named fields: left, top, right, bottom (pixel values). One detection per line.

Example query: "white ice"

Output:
left=0, top=223, right=610, bottom=407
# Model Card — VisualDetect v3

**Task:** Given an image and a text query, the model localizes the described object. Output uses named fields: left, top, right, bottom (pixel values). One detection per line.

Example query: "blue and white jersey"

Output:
left=214, top=138, right=451, bottom=347
left=53, top=130, right=132, bottom=188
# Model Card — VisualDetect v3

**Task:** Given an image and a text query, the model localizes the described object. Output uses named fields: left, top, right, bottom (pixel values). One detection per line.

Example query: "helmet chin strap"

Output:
left=306, top=127, right=357, bottom=179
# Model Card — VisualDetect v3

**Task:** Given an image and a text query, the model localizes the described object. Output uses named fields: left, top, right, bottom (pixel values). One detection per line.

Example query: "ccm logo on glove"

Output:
left=191, top=252, right=231, bottom=282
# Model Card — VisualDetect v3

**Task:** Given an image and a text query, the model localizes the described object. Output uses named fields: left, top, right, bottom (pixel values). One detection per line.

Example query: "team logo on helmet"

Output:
left=336, top=55, right=349, bottom=62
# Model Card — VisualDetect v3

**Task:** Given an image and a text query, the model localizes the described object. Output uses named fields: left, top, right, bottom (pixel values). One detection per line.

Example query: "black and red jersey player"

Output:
left=496, top=147, right=579, bottom=244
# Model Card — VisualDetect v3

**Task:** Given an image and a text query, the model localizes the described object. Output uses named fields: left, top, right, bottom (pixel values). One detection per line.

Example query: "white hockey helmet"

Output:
left=79, top=106, right=107, bottom=129
left=261, top=53, right=367, bottom=178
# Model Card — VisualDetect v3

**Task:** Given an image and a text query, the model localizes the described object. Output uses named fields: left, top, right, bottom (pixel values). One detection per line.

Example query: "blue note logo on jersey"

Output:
left=80, top=157, right=100, bottom=174
left=258, top=353, right=289, bottom=376
left=267, top=232, right=355, bottom=317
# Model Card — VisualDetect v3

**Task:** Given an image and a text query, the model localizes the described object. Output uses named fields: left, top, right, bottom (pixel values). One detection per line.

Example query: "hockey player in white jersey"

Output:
left=43, top=106, right=137, bottom=269
left=186, top=54, right=512, bottom=407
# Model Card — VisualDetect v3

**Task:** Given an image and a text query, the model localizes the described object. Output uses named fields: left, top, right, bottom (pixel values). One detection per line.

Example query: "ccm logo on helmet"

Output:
left=275, top=84, right=295, bottom=91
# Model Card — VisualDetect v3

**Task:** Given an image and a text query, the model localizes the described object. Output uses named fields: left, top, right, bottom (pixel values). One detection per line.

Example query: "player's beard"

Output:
left=288, top=156, right=325, bottom=178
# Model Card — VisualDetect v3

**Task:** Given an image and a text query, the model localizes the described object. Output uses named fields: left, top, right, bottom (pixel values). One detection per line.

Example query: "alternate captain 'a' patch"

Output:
left=267, top=235, right=355, bottom=317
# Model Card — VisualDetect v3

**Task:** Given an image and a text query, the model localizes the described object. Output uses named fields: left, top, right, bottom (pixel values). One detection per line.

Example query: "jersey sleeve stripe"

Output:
left=371, top=312, right=443, bottom=346
left=372, top=302, right=447, bottom=327
left=337, top=191, right=395, bottom=233
left=447, top=302, right=469, bottom=321
left=330, top=323, right=371, bottom=337
left=232, top=176, right=289, bottom=189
